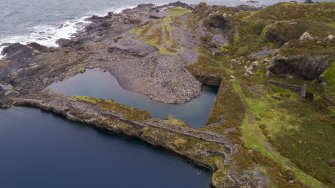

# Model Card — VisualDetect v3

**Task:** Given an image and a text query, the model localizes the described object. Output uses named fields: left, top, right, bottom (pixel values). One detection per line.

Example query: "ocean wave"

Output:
left=87, top=5, right=136, bottom=16
left=0, top=17, right=90, bottom=47
left=0, top=46, right=5, bottom=59
left=0, top=5, right=136, bottom=59
left=0, top=17, right=90, bottom=59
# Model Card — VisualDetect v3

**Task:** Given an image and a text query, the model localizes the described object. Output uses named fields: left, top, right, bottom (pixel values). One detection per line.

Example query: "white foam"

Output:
left=115, top=5, right=136, bottom=14
left=0, top=16, right=90, bottom=59
left=85, top=5, right=137, bottom=18
left=0, top=46, right=5, bottom=59
left=0, top=4, right=145, bottom=60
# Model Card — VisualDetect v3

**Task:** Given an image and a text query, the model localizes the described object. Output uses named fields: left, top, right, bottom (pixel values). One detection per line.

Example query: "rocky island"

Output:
left=0, top=1, right=334, bottom=187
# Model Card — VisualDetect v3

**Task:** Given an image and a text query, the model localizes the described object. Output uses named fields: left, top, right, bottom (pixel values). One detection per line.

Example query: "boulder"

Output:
left=268, top=53, right=330, bottom=80
left=262, top=20, right=335, bottom=46
left=56, top=37, right=89, bottom=50
left=27, top=42, right=49, bottom=53
left=1, top=43, right=33, bottom=59
left=299, top=32, right=314, bottom=41
left=204, top=13, right=234, bottom=37
left=86, top=21, right=110, bottom=33
left=327, top=35, right=334, bottom=41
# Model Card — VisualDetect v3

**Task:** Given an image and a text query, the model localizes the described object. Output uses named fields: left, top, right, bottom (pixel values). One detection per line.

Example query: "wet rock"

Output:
left=86, top=21, right=110, bottom=33
left=1, top=43, right=33, bottom=59
left=27, top=42, right=49, bottom=53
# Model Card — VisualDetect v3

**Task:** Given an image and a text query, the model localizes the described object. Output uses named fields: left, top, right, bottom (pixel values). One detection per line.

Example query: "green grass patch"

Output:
left=240, top=81, right=335, bottom=187
left=252, top=2, right=335, bottom=24
left=72, top=96, right=151, bottom=122
left=131, top=7, right=191, bottom=55
left=324, top=61, right=335, bottom=87
left=167, top=7, right=192, bottom=17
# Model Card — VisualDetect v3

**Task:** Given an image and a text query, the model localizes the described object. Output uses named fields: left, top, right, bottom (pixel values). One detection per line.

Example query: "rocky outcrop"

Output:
left=27, top=42, right=49, bottom=53
left=107, top=38, right=159, bottom=57
left=248, top=47, right=277, bottom=60
left=1, top=43, right=33, bottom=60
left=204, top=12, right=234, bottom=39
left=262, top=20, right=335, bottom=47
left=56, top=38, right=89, bottom=50
left=194, top=75, right=222, bottom=87
left=0, top=3, right=205, bottom=104
left=268, top=53, right=331, bottom=80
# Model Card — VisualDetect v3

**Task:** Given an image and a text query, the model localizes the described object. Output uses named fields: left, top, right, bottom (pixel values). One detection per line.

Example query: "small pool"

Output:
left=47, top=69, right=218, bottom=128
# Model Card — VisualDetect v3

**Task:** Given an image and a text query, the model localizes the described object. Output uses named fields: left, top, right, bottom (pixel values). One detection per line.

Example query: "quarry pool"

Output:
left=47, top=69, right=218, bottom=128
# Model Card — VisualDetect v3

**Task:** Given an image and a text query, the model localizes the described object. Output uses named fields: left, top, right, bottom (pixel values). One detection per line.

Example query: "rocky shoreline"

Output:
left=0, top=2, right=207, bottom=104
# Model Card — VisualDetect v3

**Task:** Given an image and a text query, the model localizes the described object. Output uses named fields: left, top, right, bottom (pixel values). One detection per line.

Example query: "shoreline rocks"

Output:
left=0, top=2, right=208, bottom=104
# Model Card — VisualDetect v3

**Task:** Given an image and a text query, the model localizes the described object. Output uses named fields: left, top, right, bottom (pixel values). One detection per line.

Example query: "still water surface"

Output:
left=0, top=107, right=210, bottom=188
left=48, top=69, right=218, bottom=128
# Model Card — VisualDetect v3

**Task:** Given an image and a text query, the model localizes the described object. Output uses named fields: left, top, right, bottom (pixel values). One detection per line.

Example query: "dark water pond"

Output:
left=48, top=69, right=218, bottom=128
left=0, top=107, right=210, bottom=188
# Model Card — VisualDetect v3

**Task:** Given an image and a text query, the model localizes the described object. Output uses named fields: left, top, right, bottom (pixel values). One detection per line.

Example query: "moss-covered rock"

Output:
left=268, top=38, right=335, bottom=80
left=72, top=96, right=151, bottom=122
left=262, top=20, right=335, bottom=46
left=252, top=2, right=335, bottom=23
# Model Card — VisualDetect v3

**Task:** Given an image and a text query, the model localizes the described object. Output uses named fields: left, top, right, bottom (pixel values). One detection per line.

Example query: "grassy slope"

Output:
left=77, top=3, right=335, bottom=187
left=131, top=7, right=191, bottom=54
left=194, top=2, right=335, bottom=187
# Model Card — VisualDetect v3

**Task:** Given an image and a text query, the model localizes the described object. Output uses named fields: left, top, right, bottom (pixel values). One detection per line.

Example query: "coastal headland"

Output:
left=1, top=1, right=335, bottom=187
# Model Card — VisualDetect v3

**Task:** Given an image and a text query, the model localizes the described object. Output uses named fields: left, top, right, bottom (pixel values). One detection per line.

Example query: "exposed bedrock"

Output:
left=0, top=3, right=209, bottom=104
left=104, top=37, right=202, bottom=103
left=193, top=74, right=222, bottom=87
left=269, top=54, right=331, bottom=80
left=262, top=20, right=335, bottom=46
left=1, top=43, right=34, bottom=60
